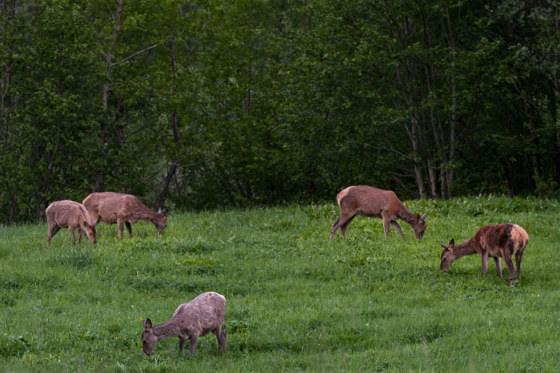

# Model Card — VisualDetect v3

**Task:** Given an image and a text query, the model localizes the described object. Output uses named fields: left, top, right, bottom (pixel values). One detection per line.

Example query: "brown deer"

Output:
left=330, top=186, right=428, bottom=240
left=82, top=192, right=168, bottom=238
left=439, top=223, right=529, bottom=286
left=46, top=200, right=97, bottom=245
left=142, top=292, right=227, bottom=356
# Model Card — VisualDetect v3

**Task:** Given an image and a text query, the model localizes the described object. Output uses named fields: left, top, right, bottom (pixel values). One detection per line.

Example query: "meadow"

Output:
left=1, top=195, right=559, bottom=372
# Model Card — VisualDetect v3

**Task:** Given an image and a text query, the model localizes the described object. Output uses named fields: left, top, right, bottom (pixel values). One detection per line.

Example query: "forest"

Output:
left=1, top=0, right=560, bottom=223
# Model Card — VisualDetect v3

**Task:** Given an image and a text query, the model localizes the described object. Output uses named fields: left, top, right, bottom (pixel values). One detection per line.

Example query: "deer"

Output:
left=45, top=200, right=97, bottom=245
left=82, top=192, right=168, bottom=239
left=439, top=223, right=529, bottom=287
left=330, top=185, right=428, bottom=240
left=142, top=292, right=227, bottom=356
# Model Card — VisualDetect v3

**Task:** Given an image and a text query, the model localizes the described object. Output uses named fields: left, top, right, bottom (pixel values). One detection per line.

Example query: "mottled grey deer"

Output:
left=142, top=292, right=227, bottom=356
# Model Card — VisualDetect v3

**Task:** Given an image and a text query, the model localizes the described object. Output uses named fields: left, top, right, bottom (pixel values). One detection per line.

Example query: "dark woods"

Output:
left=1, top=0, right=559, bottom=223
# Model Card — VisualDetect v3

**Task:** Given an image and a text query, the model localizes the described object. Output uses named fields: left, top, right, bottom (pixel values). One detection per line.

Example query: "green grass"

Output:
left=1, top=195, right=559, bottom=372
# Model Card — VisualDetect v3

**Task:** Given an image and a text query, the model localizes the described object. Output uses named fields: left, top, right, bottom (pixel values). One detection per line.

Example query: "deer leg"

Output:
left=117, top=218, right=125, bottom=239
left=178, top=337, right=186, bottom=353
left=214, top=328, right=227, bottom=354
left=481, top=252, right=489, bottom=277
left=78, top=228, right=83, bottom=244
left=330, top=217, right=341, bottom=239
left=220, top=330, right=227, bottom=353
left=331, top=214, right=354, bottom=239
left=503, top=253, right=516, bottom=287
left=47, top=225, right=60, bottom=245
left=189, top=335, right=199, bottom=356
left=515, top=250, right=524, bottom=281
left=494, top=257, right=502, bottom=278
left=213, top=330, right=220, bottom=354
left=340, top=216, right=355, bottom=238
left=381, top=214, right=391, bottom=238
left=390, top=221, right=405, bottom=240
left=125, top=222, right=133, bottom=238
left=68, top=226, right=77, bottom=245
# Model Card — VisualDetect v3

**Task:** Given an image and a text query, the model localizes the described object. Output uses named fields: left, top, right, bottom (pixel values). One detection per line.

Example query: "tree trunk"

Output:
left=157, top=36, right=182, bottom=209
left=410, top=117, right=427, bottom=198
left=445, top=5, right=457, bottom=198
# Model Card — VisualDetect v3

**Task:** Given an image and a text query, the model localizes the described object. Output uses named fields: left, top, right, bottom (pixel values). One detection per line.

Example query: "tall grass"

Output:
left=1, top=195, right=559, bottom=372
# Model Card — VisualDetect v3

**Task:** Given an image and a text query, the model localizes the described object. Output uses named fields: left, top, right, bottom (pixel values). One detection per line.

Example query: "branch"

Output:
left=369, top=144, right=412, bottom=160
left=110, top=44, right=159, bottom=67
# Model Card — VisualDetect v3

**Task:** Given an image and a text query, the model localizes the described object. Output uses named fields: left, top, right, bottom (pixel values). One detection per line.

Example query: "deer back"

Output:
left=173, top=292, right=226, bottom=333
left=83, top=192, right=141, bottom=222
left=47, top=200, right=89, bottom=227
left=474, top=223, right=529, bottom=257
left=337, top=186, right=400, bottom=216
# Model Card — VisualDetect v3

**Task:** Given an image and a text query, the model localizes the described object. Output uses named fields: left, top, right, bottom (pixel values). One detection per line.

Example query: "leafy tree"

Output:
left=2, top=0, right=560, bottom=223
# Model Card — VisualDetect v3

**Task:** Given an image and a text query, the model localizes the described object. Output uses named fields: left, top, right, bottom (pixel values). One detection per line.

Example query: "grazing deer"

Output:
left=439, top=223, right=529, bottom=286
left=46, top=200, right=97, bottom=245
left=142, top=292, right=227, bottom=356
left=82, top=192, right=168, bottom=238
left=330, top=186, right=428, bottom=240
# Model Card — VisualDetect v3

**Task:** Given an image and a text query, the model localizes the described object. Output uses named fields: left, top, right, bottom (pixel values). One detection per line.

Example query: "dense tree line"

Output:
left=1, top=0, right=559, bottom=223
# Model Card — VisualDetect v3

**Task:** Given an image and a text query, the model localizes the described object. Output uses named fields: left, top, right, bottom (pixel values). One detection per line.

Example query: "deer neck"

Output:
left=134, top=204, right=160, bottom=222
left=451, top=238, right=478, bottom=259
left=397, top=202, right=419, bottom=227
left=151, top=319, right=181, bottom=339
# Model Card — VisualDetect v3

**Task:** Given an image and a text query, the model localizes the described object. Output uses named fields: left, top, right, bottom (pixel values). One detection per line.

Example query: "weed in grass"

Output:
left=49, top=247, right=93, bottom=268
left=0, top=335, right=32, bottom=359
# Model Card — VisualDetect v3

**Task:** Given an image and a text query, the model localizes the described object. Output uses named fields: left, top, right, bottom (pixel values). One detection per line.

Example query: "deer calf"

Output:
left=45, top=200, right=97, bottom=245
left=142, top=292, right=227, bottom=356
left=439, top=223, right=529, bottom=286
left=331, top=185, right=427, bottom=240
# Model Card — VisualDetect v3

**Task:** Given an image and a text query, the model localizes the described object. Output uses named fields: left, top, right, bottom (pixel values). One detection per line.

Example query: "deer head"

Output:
left=439, top=239, right=456, bottom=271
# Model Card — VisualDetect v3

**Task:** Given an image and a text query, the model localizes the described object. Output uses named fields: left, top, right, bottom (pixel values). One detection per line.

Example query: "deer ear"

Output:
left=421, top=211, right=428, bottom=220
left=157, top=208, right=162, bottom=215
left=449, top=239, right=455, bottom=248
left=439, top=242, right=448, bottom=250
left=143, top=318, right=152, bottom=329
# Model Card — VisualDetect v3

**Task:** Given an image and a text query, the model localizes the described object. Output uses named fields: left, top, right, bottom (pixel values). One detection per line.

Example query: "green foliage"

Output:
left=2, top=0, right=560, bottom=223
left=0, top=196, right=559, bottom=371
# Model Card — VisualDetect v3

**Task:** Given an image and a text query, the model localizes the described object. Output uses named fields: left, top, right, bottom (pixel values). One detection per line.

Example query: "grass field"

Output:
left=1, top=195, right=559, bottom=372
